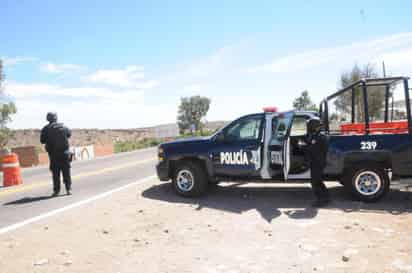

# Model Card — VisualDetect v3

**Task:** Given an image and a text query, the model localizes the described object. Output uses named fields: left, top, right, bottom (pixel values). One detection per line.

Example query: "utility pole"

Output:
left=382, top=61, right=387, bottom=77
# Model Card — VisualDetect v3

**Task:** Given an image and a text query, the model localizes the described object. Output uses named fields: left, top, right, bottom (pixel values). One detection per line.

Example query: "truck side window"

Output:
left=225, top=116, right=262, bottom=142
left=290, top=116, right=308, bottom=136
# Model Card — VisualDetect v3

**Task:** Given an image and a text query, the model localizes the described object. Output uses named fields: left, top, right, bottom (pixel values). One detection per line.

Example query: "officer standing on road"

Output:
left=305, top=117, right=330, bottom=207
left=40, top=112, right=73, bottom=196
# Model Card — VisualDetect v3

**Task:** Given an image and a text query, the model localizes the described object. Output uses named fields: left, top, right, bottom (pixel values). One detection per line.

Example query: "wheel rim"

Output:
left=176, top=169, right=194, bottom=192
left=354, top=171, right=382, bottom=196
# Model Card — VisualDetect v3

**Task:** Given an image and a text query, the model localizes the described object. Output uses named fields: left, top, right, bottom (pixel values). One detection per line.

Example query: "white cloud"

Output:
left=40, top=62, right=84, bottom=74
left=9, top=97, right=176, bottom=129
left=7, top=32, right=412, bottom=129
left=375, top=48, right=412, bottom=76
left=181, top=84, right=201, bottom=95
left=6, top=63, right=163, bottom=128
left=250, top=33, right=412, bottom=73
left=4, top=81, right=174, bottom=129
left=2, top=56, right=37, bottom=66
left=4, top=81, right=145, bottom=103
left=84, top=65, right=158, bottom=89
left=151, top=32, right=412, bottom=123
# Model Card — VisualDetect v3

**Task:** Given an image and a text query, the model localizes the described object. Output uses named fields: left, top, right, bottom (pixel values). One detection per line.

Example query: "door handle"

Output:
left=245, top=145, right=258, bottom=150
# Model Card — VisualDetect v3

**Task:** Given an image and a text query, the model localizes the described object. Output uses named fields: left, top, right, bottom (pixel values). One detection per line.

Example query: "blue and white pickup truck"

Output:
left=156, top=77, right=412, bottom=202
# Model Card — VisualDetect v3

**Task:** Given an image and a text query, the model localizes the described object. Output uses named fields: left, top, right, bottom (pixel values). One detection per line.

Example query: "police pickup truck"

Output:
left=156, top=77, right=412, bottom=202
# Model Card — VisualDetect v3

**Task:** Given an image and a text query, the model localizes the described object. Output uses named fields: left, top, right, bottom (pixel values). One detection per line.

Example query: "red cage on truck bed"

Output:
left=340, top=120, right=408, bottom=135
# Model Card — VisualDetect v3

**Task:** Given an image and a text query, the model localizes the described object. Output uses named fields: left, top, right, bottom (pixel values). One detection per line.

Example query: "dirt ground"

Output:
left=1, top=179, right=412, bottom=273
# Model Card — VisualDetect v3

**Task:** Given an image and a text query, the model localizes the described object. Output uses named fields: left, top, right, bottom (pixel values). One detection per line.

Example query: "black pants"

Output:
left=51, top=164, right=72, bottom=193
left=310, top=165, right=329, bottom=201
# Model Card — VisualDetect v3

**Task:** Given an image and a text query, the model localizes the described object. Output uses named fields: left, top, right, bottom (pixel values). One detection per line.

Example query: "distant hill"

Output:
left=8, top=121, right=228, bottom=149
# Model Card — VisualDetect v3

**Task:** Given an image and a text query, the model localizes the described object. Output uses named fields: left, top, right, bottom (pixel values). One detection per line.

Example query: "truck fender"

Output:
left=343, top=150, right=392, bottom=170
left=168, top=155, right=214, bottom=179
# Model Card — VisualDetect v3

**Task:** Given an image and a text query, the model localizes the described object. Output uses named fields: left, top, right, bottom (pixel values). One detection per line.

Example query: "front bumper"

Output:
left=156, top=160, right=170, bottom=181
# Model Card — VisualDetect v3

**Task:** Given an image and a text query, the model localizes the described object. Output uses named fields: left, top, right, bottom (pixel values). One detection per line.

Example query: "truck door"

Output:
left=211, top=114, right=264, bottom=177
left=283, top=135, right=291, bottom=180
left=283, top=115, right=313, bottom=180
left=269, top=112, right=294, bottom=180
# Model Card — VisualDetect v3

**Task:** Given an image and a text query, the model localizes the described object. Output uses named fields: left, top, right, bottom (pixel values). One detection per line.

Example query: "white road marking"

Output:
left=0, top=175, right=156, bottom=235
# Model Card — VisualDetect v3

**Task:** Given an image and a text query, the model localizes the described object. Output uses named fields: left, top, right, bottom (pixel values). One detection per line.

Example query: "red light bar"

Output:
left=263, top=106, right=278, bottom=113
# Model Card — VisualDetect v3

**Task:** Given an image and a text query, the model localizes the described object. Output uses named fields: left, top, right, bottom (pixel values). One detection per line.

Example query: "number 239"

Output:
left=360, top=141, right=377, bottom=150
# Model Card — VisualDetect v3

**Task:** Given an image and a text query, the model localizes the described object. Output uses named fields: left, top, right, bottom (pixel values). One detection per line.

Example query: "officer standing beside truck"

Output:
left=40, top=112, right=73, bottom=196
left=305, top=117, right=330, bottom=207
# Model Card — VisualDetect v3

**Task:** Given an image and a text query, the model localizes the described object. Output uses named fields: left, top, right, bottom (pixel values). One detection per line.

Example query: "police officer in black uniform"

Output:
left=40, top=112, right=72, bottom=196
left=305, top=117, right=330, bottom=207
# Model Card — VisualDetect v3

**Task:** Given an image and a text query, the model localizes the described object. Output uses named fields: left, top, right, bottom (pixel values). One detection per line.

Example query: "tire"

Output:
left=343, top=165, right=389, bottom=202
left=172, top=161, right=209, bottom=197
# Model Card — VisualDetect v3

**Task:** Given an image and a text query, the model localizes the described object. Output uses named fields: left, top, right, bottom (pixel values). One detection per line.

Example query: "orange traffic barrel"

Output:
left=2, top=153, right=23, bottom=187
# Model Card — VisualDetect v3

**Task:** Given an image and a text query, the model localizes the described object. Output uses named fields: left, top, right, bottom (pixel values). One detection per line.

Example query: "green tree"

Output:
left=177, top=96, right=211, bottom=134
left=334, top=63, right=383, bottom=122
left=0, top=59, right=17, bottom=149
left=292, top=90, right=318, bottom=111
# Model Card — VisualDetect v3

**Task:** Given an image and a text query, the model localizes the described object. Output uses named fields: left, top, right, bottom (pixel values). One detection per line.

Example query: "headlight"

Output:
left=158, top=146, right=165, bottom=161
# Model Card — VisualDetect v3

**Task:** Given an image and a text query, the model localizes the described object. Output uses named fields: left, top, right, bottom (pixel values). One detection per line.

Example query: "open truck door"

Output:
left=282, top=135, right=291, bottom=180
left=281, top=114, right=313, bottom=180
left=269, top=111, right=294, bottom=180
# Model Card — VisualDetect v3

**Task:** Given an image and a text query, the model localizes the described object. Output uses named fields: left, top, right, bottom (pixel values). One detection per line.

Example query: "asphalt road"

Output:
left=0, top=148, right=157, bottom=230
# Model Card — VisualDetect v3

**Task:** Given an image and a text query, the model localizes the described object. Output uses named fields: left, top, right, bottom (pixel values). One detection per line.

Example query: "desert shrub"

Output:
left=114, top=138, right=162, bottom=153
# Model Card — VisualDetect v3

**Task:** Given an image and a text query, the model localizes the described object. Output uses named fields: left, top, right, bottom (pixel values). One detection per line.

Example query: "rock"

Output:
left=372, top=227, right=385, bottom=233
left=60, top=250, right=70, bottom=255
left=44, top=226, right=49, bottom=230
left=297, top=220, right=318, bottom=227
left=392, top=259, right=412, bottom=272
left=263, top=230, right=273, bottom=236
left=133, top=239, right=140, bottom=242
left=102, top=229, right=109, bottom=234
left=302, top=244, right=318, bottom=252
left=341, top=249, right=358, bottom=262
left=344, top=225, right=351, bottom=230
left=343, top=248, right=359, bottom=261
left=138, top=209, right=144, bottom=213
left=164, top=229, right=169, bottom=233
left=63, top=260, right=73, bottom=266
left=33, top=259, right=49, bottom=266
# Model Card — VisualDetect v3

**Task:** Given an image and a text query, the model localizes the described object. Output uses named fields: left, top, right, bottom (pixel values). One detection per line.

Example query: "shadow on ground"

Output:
left=3, top=194, right=65, bottom=206
left=142, top=182, right=412, bottom=223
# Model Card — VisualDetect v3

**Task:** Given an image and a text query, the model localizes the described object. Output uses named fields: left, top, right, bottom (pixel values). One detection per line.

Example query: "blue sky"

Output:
left=2, top=0, right=412, bottom=128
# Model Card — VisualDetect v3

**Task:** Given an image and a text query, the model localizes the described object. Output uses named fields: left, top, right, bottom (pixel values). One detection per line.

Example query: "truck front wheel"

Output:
left=344, top=166, right=389, bottom=202
left=172, top=161, right=209, bottom=197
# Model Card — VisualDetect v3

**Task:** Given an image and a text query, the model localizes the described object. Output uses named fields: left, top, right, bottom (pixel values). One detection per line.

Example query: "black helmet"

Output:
left=307, top=117, right=322, bottom=134
left=46, top=112, right=58, bottom=123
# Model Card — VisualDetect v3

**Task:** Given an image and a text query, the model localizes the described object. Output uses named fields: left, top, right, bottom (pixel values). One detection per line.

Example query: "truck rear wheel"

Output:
left=172, top=161, right=208, bottom=197
left=344, top=166, right=389, bottom=202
